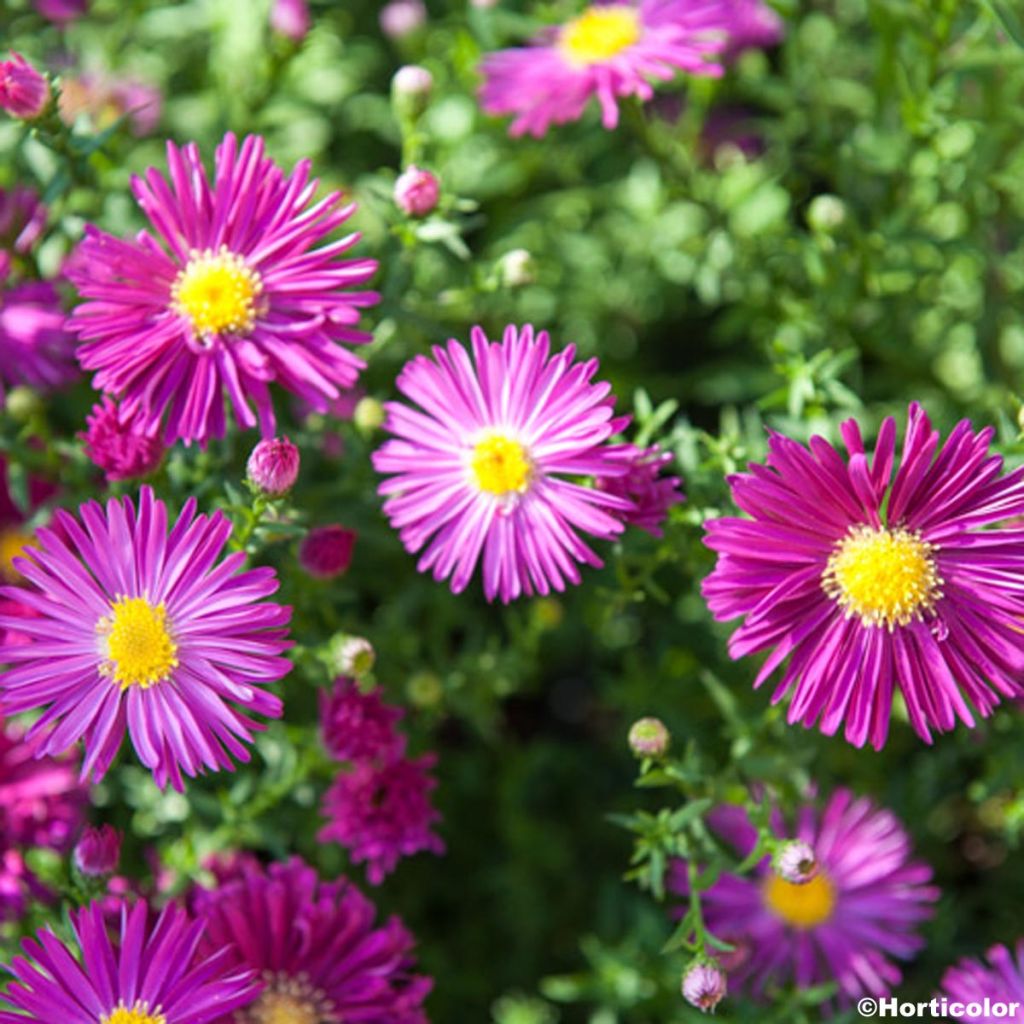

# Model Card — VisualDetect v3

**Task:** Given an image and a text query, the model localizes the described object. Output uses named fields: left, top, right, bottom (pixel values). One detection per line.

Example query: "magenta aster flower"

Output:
left=0, top=486, right=293, bottom=790
left=298, top=523, right=356, bottom=578
left=319, top=753, right=444, bottom=884
left=0, top=898, right=258, bottom=1024
left=0, top=280, right=76, bottom=403
left=67, top=132, right=379, bottom=446
left=192, top=857, right=432, bottom=1024
left=703, top=403, right=1024, bottom=749
left=939, top=941, right=1024, bottom=1022
left=0, top=54, right=49, bottom=121
left=597, top=443, right=684, bottom=536
left=669, top=789, right=938, bottom=1007
left=478, top=1, right=734, bottom=137
left=73, top=823, right=122, bottom=877
left=82, top=396, right=166, bottom=482
left=320, top=677, right=406, bottom=764
left=373, top=324, right=634, bottom=602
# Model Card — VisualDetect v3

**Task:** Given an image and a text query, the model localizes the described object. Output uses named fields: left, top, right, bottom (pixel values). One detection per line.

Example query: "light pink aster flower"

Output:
left=0, top=487, right=293, bottom=790
left=478, top=1, right=734, bottom=137
left=319, top=753, right=444, bottom=884
left=67, top=132, right=379, bottom=446
left=373, top=324, right=634, bottom=602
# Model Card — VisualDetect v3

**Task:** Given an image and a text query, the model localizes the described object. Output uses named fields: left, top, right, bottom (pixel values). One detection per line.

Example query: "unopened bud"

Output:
left=498, top=248, right=536, bottom=288
left=394, top=165, right=440, bottom=217
left=354, top=396, right=386, bottom=433
left=299, top=524, right=356, bottom=579
left=380, top=0, right=426, bottom=40
left=682, top=960, right=726, bottom=1013
left=772, top=839, right=818, bottom=884
left=330, top=635, right=376, bottom=678
left=628, top=717, right=670, bottom=758
left=0, top=53, right=50, bottom=120
left=4, top=386, right=42, bottom=422
left=73, top=825, right=122, bottom=878
left=807, top=194, right=847, bottom=233
left=247, top=436, right=300, bottom=497
left=392, top=65, right=433, bottom=119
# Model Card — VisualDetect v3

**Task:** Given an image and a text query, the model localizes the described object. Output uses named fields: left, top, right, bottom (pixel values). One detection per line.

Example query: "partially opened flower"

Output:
left=669, top=789, right=938, bottom=1007
left=192, top=857, right=431, bottom=1024
left=67, top=132, right=378, bottom=445
left=478, top=1, right=735, bottom=137
left=82, top=396, right=166, bottom=482
left=597, top=443, right=684, bottom=536
left=0, top=487, right=293, bottom=790
left=0, top=280, right=76, bottom=404
left=703, top=403, right=1024, bottom=749
left=0, top=898, right=258, bottom=1023
left=373, top=324, right=634, bottom=602
left=939, top=941, right=1024, bottom=1022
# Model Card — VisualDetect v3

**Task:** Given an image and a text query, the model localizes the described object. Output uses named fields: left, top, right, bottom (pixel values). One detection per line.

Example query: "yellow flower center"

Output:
left=822, top=525, right=941, bottom=630
left=470, top=434, right=533, bottom=496
left=0, top=528, right=36, bottom=581
left=171, top=245, right=262, bottom=337
left=560, top=5, right=642, bottom=65
left=101, top=1002, right=167, bottom=1024
left=763, top=872, right=836, bottom=930
left=100, top=596, right=178, bottom=690
left=247, top=992, right=320, bottom=1024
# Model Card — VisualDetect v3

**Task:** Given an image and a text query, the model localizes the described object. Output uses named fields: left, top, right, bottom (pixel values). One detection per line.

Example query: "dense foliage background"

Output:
left=3, top=0, right=1024, bottom=1021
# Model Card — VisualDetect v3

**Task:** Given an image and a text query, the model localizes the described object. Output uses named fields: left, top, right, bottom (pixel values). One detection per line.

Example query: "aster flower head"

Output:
left=597, top=442, right=684, bottom=536
left=319, top=753, right=444, bottom=884
left=0, top=280, right=77, bottom=404
left=67, top=132, right=379, bottom=446
left=702, top=402, right=1024, bottom=749
left=320, top=677, right=405, bottom=764
left=298, top=523, right=356, bottom=578
left=682, top=960, right=727, bottom=1013
left=670, top=789, right=938, bottom=1006
left=0, top=898, right=259, bottom=1024
left=939, top=941, right=1024, bottom=1023
left=192, top=857, right=432, bottom=1024
left=59, top=73, right=163, bottom=137
left=720, top=0, right=784, bottom=59
left=0, top=486, right=293, bottom=790
left=0, top=54, right=49, bottom=121
left=82, top=396, right=166, bottom=482
left=394, top=165, right=440, bottom=217
left=478, top=1, right=735, bottom=137
left=34, top=0, right=88, bottom=23
left=373, top=324, right=634, bottom=602
left=628, top=715, right=670, bottom=757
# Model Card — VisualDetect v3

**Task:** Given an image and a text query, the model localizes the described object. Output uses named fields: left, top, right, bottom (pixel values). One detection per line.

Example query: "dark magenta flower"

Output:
left=73, top=823, right=122, bottom=877
left=320, top=678, right=406, bottom=764
left=0, top=281, right=76, bottom=404
left=703, top=403, right=1024, bottom=749
left=597, top=443, right=684, bottom=536
left=298, top=524, right=356, bottom=578
left=81, top=397, right=166, bottom=482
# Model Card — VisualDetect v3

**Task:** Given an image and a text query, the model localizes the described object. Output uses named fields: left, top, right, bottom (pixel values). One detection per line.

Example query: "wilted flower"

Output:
left=394, top=165, right=440, bottom=217
left=299, top=524, right=357, bottom=578
left=81, top=396, right=166, bottom=482
left=247, top=436, right=300, bottom=497
left=0, top=53, right=49, bottom=120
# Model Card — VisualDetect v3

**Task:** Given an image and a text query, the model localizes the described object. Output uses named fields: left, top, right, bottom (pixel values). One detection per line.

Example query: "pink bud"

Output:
left=299, top=525, right=357, bottom=579
left=0, top=54, right=50, bottom=121
left=380, top=0, right=426, bottom=39
left=270, top=0, right=310, bottom=41
left=628, top=716, right=670, bottom=758
left=34, top=0, right=88, bottom=23
left=682, top=961, right=727, bottom=1013
left=73, top=825, right=122, bottom=877
left=247, top=436, right=300, bottom=497
left=394, top=166, right=440, bottom=217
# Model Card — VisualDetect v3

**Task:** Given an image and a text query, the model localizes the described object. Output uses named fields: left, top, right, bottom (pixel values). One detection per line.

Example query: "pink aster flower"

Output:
left=246, top=436, right=300, bottom=497
left=0, top=898, right=259, bottom=1024
left=702, top=402, right=1024, bottom=749
left=192, top=856, right=432, bottom=1024
left=597, top=442, right=684, bottom=536
left=720, top=0, right=784, bottom=59
left=320, top=677, right=406, bottom=764
left=34, top=0, right=88, bottom=23
left=0, top=486, right=293, bottom=790
left=298, top=523, right=357, bottom=578
left=0, top=280, right=76, bottom=403
left=939, top=941, right=1024, bottom=1022
left=669, top=789, right=938, bottom=1008
left=319, top=753, right=444, bottom=884
left=0, top=54, right=49, bottom=121
left=82, top=396, right=166, bottom=482
left=270, top=0, right=311, bottom=40
left=0, top=186, right=47, bottom=256
left=0, top=717, right=85, bottom=919
left=67, top=132, right=379, bottom=446
left=478, top=1, right=734, bottom=137
left=372, top=324, right=634, bottom=602
left=682, top=960, right=727, bottom=1013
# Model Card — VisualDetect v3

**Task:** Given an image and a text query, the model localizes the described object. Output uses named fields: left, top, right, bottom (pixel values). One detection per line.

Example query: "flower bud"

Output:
left=628, top=716, right=670, bottom=758
left=380, top=0, right=426, bottom=40
left=772, top=839, right=818, bottom=884
left=498, top=248, right=536, bottom=288
left=5, top=386, right=42, bottom=423
left=407, top=670, right=443, bottom=708
left=270, top=0, right=310, bottom=40
left=471, top=0, right=500, bottom=7
left=394, top=166, right=440, bottom=218
left=354, top=396, right=386, bottom=433
left=0, top=54, right=50, bottom=120
left=391, top=64, right=434, bottom=119
left=299, top=524, right=356, bottom=579
left=35, top=0, right=89, bottom=23
left=807, top=194, right=847, bottom=233
left=682, top=960, right=727, bottom=1013
left=73, top=825, right=122, bottom=877
left=247, top=436, right=300, bottom=497
left=330, top=635, right=376, bottom=678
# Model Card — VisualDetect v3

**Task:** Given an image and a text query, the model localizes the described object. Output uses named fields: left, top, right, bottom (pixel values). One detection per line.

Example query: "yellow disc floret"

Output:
left=101, top=1002, right=167, bottom=1024
left=171, top=245, right=262, bottom=337
left=100, top=596, right=178, bottom=690
left=763, top=872, right=837, bottom=930
left=560, top=5, right=642, bottom=65
left=823, top=524, right=941, bottom=630
left=0, top=529, right=36, bottom=581
left=470, top=434, right=533, bottom=497
left=247, top=992, right=320, bottom=1024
